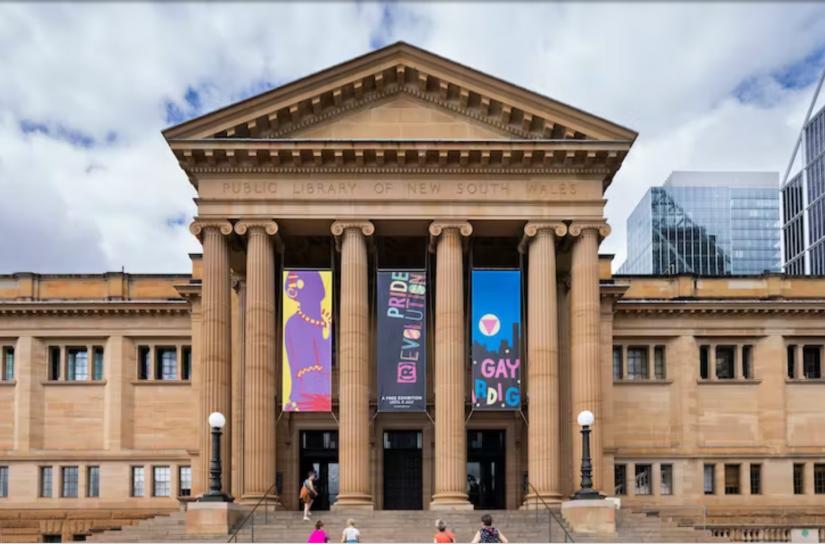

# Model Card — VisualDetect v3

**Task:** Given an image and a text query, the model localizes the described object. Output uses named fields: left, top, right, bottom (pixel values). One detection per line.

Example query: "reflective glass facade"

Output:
left=620, top=172, right=781, bottom=275
left=783, top=105, right=825, bottom=275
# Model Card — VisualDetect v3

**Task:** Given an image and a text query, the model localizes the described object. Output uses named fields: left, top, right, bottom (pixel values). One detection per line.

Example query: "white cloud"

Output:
left=1, top=2, right=824, bottom=272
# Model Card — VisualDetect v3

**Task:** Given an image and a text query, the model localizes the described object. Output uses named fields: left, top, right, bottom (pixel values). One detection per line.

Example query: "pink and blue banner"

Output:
left=471, top=269, right=522, bottom=410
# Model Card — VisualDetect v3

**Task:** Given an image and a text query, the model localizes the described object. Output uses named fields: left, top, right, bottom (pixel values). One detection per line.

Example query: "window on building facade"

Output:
left=703, top=464, right=715, bottom=495
left=182, top=346, right=192, bottom=381
left=700, top=346, right=709, bottom=379
left=793, top=463, right=805, bottom=495
left=627, top=347, right=649, bottom=380
left=131, top=466, right=145, bottom=497
left=179, top=466, right=192, bottom=497
left=87, top=466, right=100, bottom=498
left=654, top=346, right=666, bottom=380
left=40, top=466, right=53, bottom=497
left=724, top=464, right=740, bottom=494
left=787, top=345, right=796, bottom=379
left=613, top=464, right=626, bottom=495
left=742, top=345, right=753, bottom=379
left=153, top=466, right=171, bottom=497
left=0, top=466, right=8, bottom=497
left=815, top=464, right=825, bottom=494
left=715, top=346, right=735, bottom=379
left=61, top=466, right=79, bottom=498
left=612, top=346, right=623, bottom=380
left=66, top=348, right=88, bottom=381
left=750, top=464, right=762, bottom=495
left=49, top=347, right=60, bottom=380
left=156, top=348, right=177, bottom=381
left=42, top=535, right=61, bottom=543
left=660, top=464, right=673, bottom=495
left=138, top=346, right=151, bottom=380
left=803, top=346, right=822, bottom=379
left=2, top=346, right=14, bottom=381
left=634, top=464, right=652, bottom=495
left=92, top=347, right=104, bottom=381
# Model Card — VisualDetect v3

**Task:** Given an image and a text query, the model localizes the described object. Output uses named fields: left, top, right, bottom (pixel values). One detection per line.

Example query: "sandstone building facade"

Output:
left=1, top=43, right=824, bottom=541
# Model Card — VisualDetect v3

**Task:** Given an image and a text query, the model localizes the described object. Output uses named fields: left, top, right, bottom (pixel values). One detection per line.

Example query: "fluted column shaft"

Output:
left=430, top=222, right=473, bottom=510
left=523, top=223, right=565, bottom=505
left=238, top=221, right=279, bottom=503
left=569, top=225, right=605, bottom=492
left=194, top=221, right=233, bottom=495
left=333, top=221, right=373, bottom=509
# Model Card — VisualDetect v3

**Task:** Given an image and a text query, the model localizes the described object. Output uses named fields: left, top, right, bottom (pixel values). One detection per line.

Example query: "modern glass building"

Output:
left=619, top=171, right=781, bottom=275
left=783, top=104, right=825, bottom=275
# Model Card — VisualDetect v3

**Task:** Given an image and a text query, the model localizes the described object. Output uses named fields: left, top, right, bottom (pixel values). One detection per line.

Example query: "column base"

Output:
left=238, top=493, right=283, bottom=508
left=429, top=492, right=473, bottom=511
left=332, top=493, right=374, bottom=510
left=520, top=492, right=563, bottom=509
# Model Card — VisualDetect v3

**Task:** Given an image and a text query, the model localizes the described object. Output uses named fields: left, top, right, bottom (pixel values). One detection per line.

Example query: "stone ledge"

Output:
left=696, top=379, right=762, bottom=385
left=613, top=379, right=673, bottom=386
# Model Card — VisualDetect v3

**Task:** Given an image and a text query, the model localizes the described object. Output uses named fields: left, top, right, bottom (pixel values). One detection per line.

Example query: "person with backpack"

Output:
left=300, top=470, right=318, bottom=521
left=471, top=514, right=509, bottom=544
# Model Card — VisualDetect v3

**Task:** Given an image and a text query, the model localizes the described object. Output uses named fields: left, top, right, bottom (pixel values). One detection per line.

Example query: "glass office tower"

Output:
left=783, top=104, right=825, bottom=275
left=619, top=171, right=781, bottom=276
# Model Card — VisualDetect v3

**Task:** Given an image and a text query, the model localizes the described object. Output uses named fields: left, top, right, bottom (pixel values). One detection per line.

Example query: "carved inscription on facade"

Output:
left=216, top=180, right=582, bottom=200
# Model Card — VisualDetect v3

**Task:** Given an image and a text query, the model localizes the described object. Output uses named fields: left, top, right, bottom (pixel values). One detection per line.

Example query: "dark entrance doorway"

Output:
left=299, top=430, right=339, bottom=511
left=467, top=430, right=506, bottom=509
left=383, top=431, right=423, bottom=510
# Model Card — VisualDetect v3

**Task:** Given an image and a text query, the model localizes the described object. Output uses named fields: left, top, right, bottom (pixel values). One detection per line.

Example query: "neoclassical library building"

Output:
left=1, top=43, right=824, bottom=541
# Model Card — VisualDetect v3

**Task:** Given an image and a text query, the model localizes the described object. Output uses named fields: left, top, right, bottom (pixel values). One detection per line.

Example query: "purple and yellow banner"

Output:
left=471, top=269, right=522, bottom=410
left=377, top=270, right=427, bottom=412
left=282, top=269, right=333, bottom=412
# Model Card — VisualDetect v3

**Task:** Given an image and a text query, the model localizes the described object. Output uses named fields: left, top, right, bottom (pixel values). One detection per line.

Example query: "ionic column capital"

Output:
left=568, top=221, right=611, bottom=239
left=234, top=220, right=279, bottom=237
left=518, top=221, right=567, bottom=253
left=428, top=221, right=473, bottom=238
left=189, top=219, right=233, bottom=241
left=331, top=220, right=374, bottom=251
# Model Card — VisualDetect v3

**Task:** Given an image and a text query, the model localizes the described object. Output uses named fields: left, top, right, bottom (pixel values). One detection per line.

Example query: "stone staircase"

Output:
left=88, top=507, right=721, bottom=543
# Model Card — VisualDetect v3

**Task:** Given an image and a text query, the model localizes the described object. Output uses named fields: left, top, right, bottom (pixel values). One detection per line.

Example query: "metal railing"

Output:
left=227, top=482, right=279, bottom=543
left=525, top=481, right=574, bottom=543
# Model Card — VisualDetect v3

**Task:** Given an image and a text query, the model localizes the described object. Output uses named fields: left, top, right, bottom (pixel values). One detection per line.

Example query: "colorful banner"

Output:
left=471, top=269, right=522, bottom=410
left=282, top=269, right=333, bottom=412
left=377, top=270, right=427, bottom=412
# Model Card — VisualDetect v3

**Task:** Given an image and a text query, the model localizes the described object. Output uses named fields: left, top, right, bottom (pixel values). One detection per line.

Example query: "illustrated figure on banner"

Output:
left=283, top=270, right=332, bottom=412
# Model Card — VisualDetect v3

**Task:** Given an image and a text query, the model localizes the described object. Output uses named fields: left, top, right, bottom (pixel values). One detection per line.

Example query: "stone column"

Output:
left=521, top=222, right=567, bottom=506
left=429, top=221, right=473, bottom=510
left=569, top=222, right=609, bottom=492
left=190, top=220, right=234, bottom=495
left=331, top=221, right=375, bottom=509
left=236, top=220, right=280, bottom=504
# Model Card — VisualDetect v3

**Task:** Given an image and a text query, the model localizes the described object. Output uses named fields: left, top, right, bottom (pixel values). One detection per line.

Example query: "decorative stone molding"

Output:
left=568, top=221, right=611, bottom=239
left=0, top=301, right=189, bottom=316
left=189, top=219, right=233, bottom=241
left=615, top=300, right=825, bottom=316
left=518, top=221, right=567, bottom=253
left=233, top=220, right=279, bottom=237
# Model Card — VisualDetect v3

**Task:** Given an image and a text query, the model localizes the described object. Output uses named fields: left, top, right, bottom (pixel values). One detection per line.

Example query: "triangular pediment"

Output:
left=291, top=94, right=513, bottom=139
left=163, top=42, right=637, bottom=143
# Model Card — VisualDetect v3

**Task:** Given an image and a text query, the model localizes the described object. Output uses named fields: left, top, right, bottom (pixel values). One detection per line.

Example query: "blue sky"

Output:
left=1, top=2, right=825, bottom=273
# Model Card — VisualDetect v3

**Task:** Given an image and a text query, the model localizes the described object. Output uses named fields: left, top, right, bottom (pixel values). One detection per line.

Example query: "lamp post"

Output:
left=572, top=410, right=603, bottom=500
left=200, top=412, right=233, bottom=502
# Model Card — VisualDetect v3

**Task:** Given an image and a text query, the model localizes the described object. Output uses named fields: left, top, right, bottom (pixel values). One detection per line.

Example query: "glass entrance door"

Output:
left=467, top=430, right=506, bottom=509
left=382, top=431, right=423, bottom=510
left=299, top=431, right=339, bottom=510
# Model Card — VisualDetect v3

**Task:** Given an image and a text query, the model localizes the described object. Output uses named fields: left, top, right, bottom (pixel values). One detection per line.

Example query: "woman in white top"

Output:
left=341, top=518, right=360, bottom=543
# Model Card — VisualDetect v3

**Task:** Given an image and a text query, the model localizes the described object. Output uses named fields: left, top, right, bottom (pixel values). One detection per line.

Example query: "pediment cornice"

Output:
left=169, top=139, right=631, bottom=184
left=163, top=42, right=637, bottom=144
